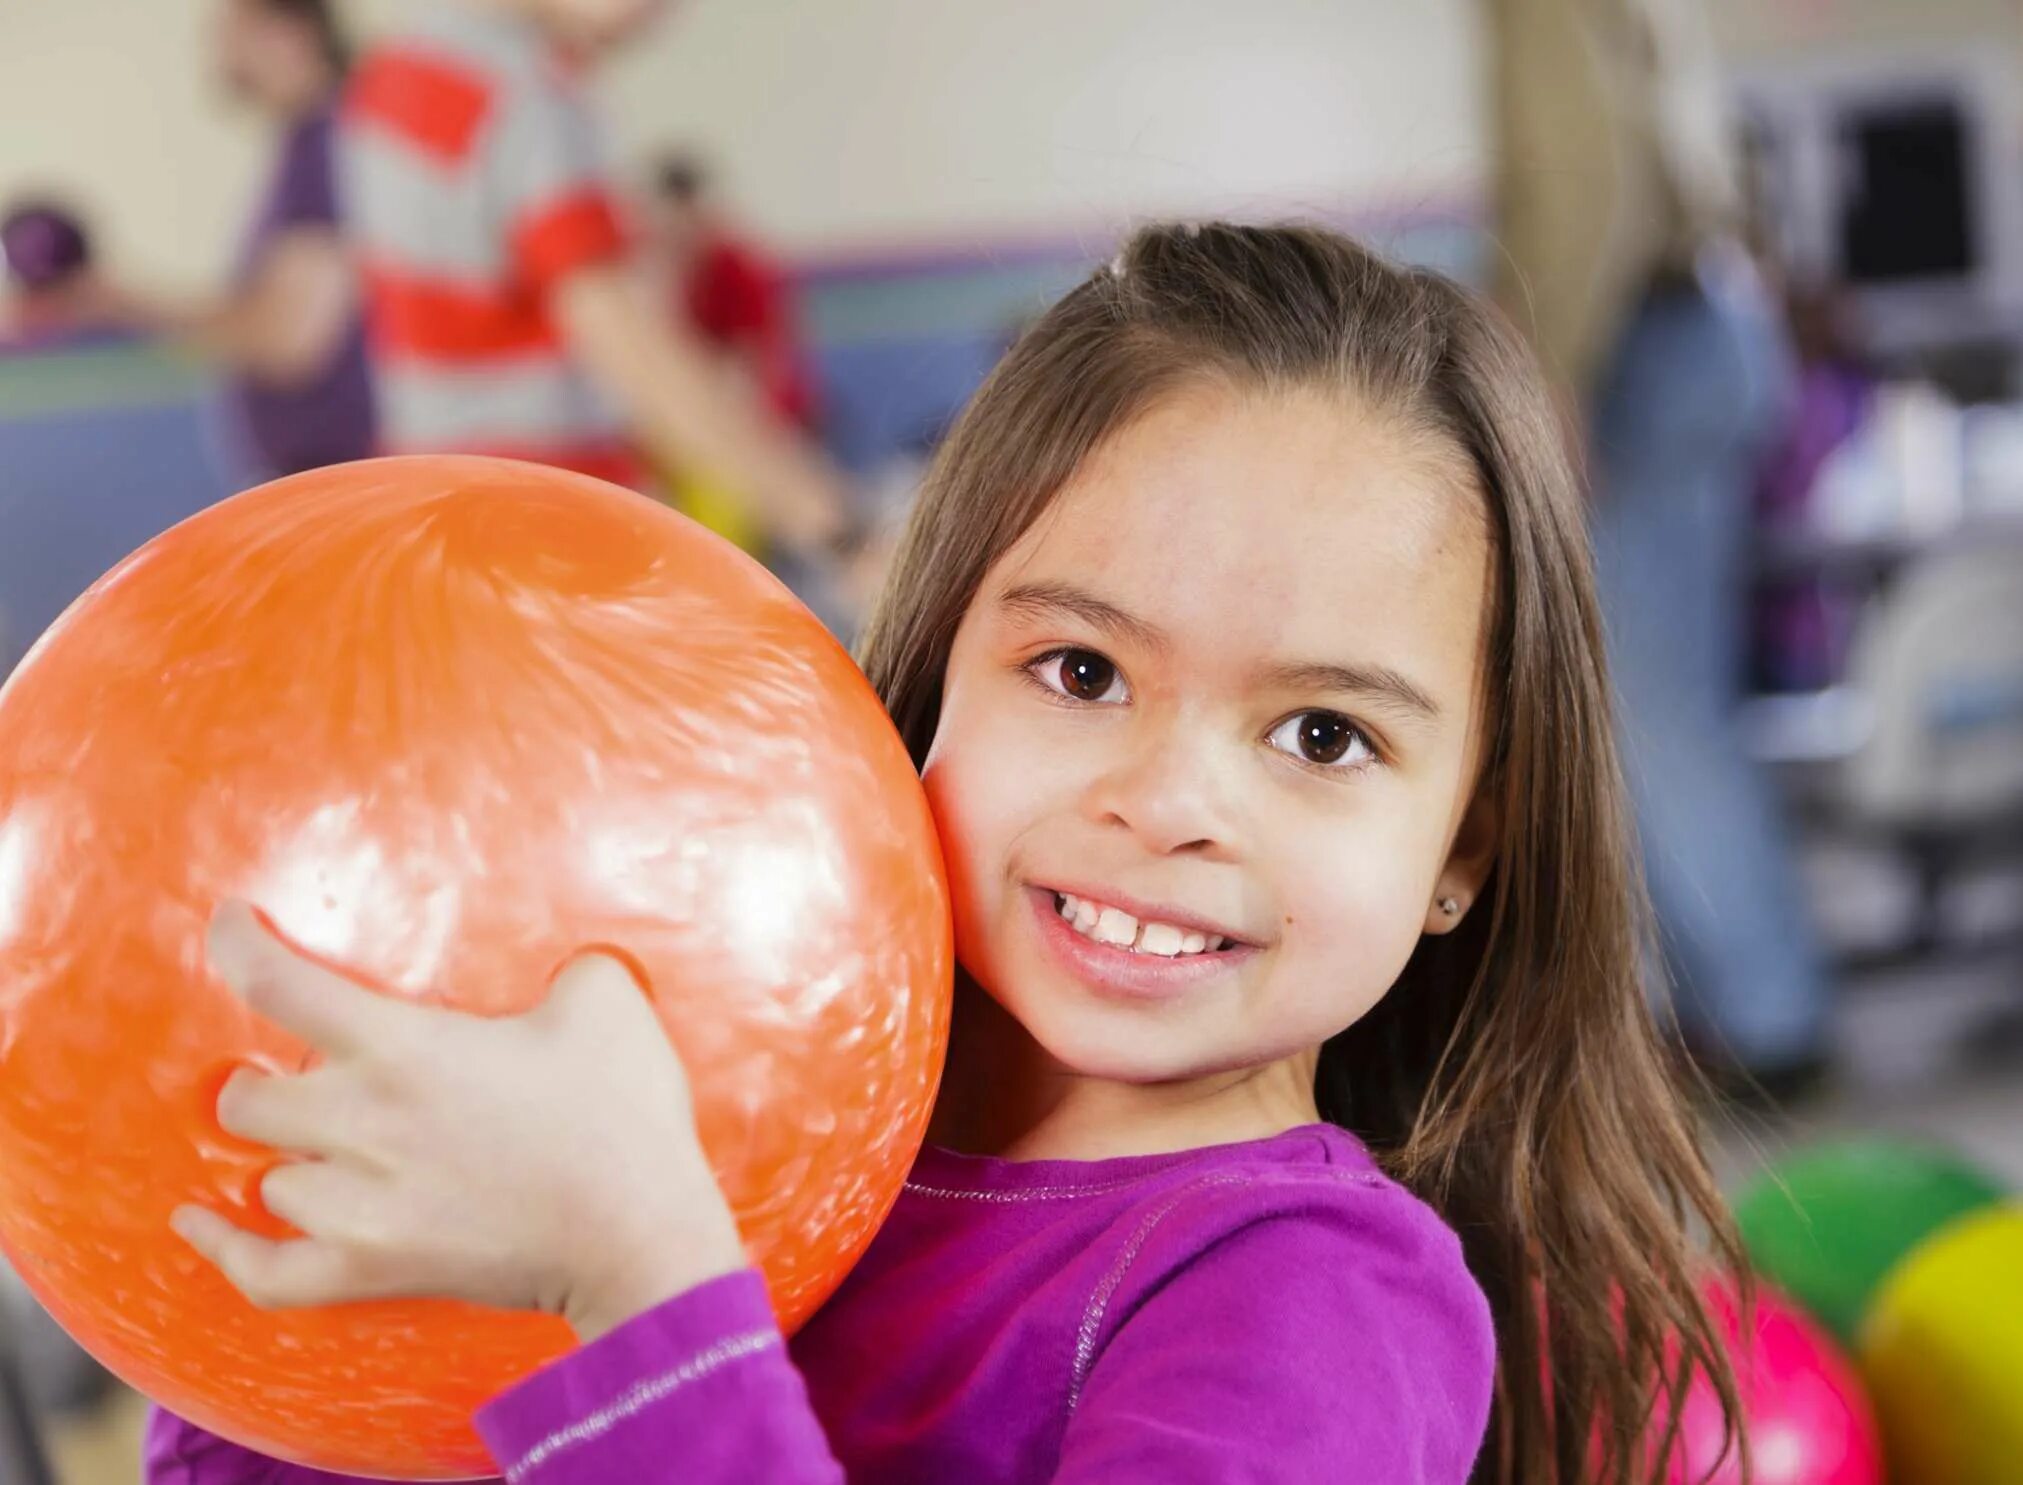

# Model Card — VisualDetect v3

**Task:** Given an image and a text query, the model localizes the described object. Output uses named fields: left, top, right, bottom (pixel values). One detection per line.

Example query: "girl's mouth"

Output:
left=1049, top=891, right=1232, bottom=958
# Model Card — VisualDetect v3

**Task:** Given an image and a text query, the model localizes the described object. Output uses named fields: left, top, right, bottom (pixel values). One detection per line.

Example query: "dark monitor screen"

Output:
left=1837, top=99, right=1976, bottom=283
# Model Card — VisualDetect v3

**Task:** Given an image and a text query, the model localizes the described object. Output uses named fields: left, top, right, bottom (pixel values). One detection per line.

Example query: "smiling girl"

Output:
left=152, top=222, right=1743, bottom=1485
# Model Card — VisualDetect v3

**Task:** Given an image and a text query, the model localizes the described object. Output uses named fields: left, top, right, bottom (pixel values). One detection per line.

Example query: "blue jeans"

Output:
left=1591, top=265, right=1829, bottom=1068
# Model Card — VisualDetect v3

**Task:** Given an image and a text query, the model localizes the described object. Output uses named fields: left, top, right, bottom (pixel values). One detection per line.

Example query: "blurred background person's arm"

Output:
left=120, top=224, right=353, bottom=387
left=552, top=262, right=857, bottom=561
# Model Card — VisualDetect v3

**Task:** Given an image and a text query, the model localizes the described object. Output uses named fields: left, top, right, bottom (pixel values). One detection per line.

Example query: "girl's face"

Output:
left=921, top=382, right=1499, bottom=1088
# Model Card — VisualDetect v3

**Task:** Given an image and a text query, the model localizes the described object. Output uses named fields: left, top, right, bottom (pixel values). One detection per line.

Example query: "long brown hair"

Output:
left=857, top=222, right=1746, bottom=1484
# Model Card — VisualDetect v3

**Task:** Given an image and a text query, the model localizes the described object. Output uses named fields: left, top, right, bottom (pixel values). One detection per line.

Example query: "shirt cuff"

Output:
left=476, top=1270, right=783, bottom=1480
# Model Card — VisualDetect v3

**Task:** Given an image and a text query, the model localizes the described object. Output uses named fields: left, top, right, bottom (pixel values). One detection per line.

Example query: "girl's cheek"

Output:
left=1276, top=822, right=1428, bottom=956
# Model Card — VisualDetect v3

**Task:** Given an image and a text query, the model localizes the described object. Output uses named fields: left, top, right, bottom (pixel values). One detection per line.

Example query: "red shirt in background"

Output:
left=678, top=232, right=820, bottom=434
left=342, top=7, right=640, bottom=488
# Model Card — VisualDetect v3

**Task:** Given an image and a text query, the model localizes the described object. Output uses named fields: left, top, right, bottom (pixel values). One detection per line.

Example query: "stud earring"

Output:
left=1439, top=898, right=1461, bottom=917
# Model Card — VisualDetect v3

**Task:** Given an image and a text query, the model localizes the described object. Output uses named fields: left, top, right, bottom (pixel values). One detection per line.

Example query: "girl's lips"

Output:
left=1027, top=886, right=1255, bottom=1002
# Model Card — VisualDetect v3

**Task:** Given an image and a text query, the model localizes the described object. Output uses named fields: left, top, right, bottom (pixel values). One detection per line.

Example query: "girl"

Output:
left=150, top=223, right=1745, bottom=1484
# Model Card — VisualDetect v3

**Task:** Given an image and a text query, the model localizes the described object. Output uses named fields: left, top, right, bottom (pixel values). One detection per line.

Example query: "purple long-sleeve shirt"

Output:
left=146, top=1124, right=1495, bottom=1483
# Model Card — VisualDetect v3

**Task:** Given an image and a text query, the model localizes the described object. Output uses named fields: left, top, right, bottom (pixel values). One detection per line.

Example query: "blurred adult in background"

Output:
left=1489, top=0, right=1831, bottom=1100
left=341, top=0, right=862, bottom=605
left=111, top=0, right=374, bottom=480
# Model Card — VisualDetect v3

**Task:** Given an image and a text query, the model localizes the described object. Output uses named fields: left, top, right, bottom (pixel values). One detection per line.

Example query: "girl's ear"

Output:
left=1424, top=783, right=1499, bottom=935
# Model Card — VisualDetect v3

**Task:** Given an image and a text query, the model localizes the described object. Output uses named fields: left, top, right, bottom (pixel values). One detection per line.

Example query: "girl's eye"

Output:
left=1266, top=710, right=1375, bottom=770
left=1028, top=648, right=1129, bottom=704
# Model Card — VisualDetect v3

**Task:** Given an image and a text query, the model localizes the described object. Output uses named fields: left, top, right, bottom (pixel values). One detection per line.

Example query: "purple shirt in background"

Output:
left=145, top=1124, right=1495, bottom=1483
left=1752, top=360, right=1875, bottom=690
left=228, top=108, right=375, bottom=479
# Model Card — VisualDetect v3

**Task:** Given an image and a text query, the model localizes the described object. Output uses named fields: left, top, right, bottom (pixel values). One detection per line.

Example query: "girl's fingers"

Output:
left=170, top=1205, right=359, bottom=1312
left=256, top=1160, right=391, bottom=1250
left=216, top=1066, right=371, bottom=1160
left=538, top=949, right=650, bottom=1026
left=207, top=900, right=419, bottom=1058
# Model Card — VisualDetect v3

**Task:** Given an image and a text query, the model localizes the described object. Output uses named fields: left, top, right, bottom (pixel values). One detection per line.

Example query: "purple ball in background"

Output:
left=2, top=202, right=92, bottom=290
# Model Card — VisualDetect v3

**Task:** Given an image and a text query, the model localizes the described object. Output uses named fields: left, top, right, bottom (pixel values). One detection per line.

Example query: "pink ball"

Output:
left=1666, top=1278, right=1884, bottom=1485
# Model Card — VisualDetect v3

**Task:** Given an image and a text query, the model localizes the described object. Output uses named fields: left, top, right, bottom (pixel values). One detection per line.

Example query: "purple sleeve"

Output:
left=146, top=1273, right=842, bottom=1484
left=267, top=112, right=341, bottom=234
left=1051, top=1176, right=1497, bottom=1483
left=475, top=1270, right=844, bottom=1484
left=144, top=1408, right=364, bottom=1484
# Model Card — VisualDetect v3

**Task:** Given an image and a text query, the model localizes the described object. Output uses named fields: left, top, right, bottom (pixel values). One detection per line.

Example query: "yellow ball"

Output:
left=1859, top=1203, right=2023, bottom=1485
left=661, top=467, right=765, bottom=555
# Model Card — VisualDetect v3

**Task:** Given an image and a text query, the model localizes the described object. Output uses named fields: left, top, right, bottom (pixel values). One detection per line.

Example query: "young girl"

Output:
left=150, top=223, right=1745, bottom=1484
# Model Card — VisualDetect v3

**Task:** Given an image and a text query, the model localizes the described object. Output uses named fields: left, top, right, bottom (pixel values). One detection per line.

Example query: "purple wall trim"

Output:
left=787, top=190, right=1485, bottom=284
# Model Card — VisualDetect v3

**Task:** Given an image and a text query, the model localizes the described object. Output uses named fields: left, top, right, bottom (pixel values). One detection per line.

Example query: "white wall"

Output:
left=1, top=0, right=1482, bottom=286
left=592, top=0, right=1484, bottom=252
left=3, top=1, right=2017, bottom=289
left=0, top=0, right=268, bottom=287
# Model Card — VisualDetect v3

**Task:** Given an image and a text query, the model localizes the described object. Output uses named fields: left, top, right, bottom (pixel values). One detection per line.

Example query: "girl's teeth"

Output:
left=1093, top=907, right=1138, bottom=947
left=1053, top=894, right=1227, bottom=957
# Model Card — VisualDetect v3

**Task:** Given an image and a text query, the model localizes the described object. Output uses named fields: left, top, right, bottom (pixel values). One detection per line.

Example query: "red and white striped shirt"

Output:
left=341, top=9, right=640, bottom=486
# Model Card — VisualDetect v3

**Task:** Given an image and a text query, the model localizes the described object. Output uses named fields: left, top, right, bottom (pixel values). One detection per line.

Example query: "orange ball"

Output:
left=0, top=456, right=951, bottom=1479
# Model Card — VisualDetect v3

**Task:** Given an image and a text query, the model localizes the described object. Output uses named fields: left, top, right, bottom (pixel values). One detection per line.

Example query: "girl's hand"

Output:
left=172, top=901, right=749, bottom=1342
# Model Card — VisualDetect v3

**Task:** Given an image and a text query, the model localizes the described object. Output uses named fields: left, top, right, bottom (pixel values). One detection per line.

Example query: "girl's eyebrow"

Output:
left=997, top=581, right=1167, bottom=653
left=998, top=581, right=1442, bottom=723
left=1258, top=660, right=1442, bottom=722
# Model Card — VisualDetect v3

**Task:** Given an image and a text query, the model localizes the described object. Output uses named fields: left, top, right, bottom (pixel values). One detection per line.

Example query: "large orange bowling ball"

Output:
left=0, top=456, right=952, bottom=1478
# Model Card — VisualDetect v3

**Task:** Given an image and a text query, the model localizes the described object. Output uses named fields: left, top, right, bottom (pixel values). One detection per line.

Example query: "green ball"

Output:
left=1735, top=1139, right=2005, bottom=1345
